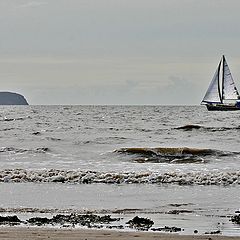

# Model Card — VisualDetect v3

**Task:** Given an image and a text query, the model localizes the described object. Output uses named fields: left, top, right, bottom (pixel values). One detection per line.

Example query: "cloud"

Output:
left=18, top=1, right=47, bottom=8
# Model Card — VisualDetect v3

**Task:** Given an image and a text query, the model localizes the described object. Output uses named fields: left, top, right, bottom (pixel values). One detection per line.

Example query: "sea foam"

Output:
left=0, top=169, right=239, bottom=186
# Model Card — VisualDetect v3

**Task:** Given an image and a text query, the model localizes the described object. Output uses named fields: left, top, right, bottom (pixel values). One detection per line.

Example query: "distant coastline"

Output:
left=0, top=92, right=28, bottom=105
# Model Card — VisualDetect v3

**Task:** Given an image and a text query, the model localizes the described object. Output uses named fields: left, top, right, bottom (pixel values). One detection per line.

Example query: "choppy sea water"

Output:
left=0, top=105, right=239, bottom=235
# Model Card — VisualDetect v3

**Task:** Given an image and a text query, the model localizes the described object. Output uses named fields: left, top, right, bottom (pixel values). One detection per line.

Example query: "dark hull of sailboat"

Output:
left=206, top=104, right=240, bottom=111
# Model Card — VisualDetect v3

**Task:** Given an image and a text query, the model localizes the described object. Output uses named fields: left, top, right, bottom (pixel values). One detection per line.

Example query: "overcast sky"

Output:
left=1, top=0, right=240, bottom=105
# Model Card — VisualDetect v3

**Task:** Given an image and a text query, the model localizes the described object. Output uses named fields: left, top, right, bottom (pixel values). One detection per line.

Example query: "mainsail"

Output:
left=222, top=56, right=240, bottom=101
left=202, top=60, right=222, bottom=104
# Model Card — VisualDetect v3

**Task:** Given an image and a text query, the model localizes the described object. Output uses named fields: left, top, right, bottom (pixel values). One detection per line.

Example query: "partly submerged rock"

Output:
left=0, top=92, right=28, bottom=105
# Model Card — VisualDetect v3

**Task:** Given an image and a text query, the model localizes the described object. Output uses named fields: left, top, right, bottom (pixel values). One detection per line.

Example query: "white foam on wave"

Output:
left=0, top=147, right=49, bottom=154
left=0, top=169, right=239, bottom=186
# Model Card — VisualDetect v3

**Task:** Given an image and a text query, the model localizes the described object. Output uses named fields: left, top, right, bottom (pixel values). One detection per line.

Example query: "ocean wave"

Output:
left=0, top=147, right=50, bottom=154
left=0, top=117, right=27, bottom=122
left=116, top=147, right=215, bottom=156
left=0, top=207, right=123, bottom=215
left=174, top=124, right=202, bottom=130
left=175, top=124, right=240, bottom=132
left=0, top=169, right=239, bottom=186
left=0, top=128, right=15, bottom=131
left=0, top=207, right=144, bottom=215
left=32, top=131, right=41, bottom=135
left=46, top=137, right=61, bottom=141
left=114, top=147, right=234, bottom=163
left=74, top=137, right=128, bottom=146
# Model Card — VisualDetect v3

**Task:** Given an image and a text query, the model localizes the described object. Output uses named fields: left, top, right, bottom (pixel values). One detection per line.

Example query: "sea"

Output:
left=0, top=105, right=239, bottom=235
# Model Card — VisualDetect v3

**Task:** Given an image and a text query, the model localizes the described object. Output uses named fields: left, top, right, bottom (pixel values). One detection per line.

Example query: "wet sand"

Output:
left=0, top=228, right=239, bottom=240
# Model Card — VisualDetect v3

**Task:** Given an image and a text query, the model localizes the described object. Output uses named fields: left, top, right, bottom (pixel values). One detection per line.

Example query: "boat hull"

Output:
left=206, top=104, right=240, bottom=111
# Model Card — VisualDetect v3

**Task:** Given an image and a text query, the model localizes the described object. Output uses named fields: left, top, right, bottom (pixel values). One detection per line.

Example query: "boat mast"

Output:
left=221, top=55, right=225, bottom=103
left=217, top=58, right=222, bottom=103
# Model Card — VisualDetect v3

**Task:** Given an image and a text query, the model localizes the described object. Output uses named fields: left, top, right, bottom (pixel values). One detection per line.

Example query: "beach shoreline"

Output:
left=0, top=227, right=239, bottom=240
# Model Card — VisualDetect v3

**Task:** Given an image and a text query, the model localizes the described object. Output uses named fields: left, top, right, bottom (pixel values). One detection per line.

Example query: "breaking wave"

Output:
left=0, top=147, right=50, bottom=154
left=74, top=137, right=129, bottom=146
left=114, top=147, right=235, bottom=163
left=0, top=117, right=28, bottom=122
left=175, top=124, right=240, bottom=132
left=0, top=128, right=15, bottom=131
left=174, top=124, right=203, bottom=130
left=116, top=147, right=215, bottom=156
left=0, top=169, right=239, bottom=186
left=0, top=207, right=117, bottom=214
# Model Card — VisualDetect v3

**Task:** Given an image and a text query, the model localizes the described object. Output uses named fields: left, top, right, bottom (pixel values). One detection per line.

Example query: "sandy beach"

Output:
left=0, top=228, right=239, bottom=240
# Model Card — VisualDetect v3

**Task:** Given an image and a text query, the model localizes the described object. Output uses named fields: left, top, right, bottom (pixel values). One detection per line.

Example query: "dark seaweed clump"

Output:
left=0, top=214, right=120, bottom=228
left=126, top=216, right=154, bottom=231
left=0, top=215, right=21, bottom=225
left=27, top=214, right=120, bottom=227
left=231, top=214, right=240, bottom=224
left=0, top=214, right=186, bottom=232
left=204, top=230, right=221, bottom=234
left=152, top=226, right=182, bottom=232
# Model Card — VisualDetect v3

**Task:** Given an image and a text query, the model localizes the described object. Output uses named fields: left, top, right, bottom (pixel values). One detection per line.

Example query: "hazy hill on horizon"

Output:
left=0, top=92, right=28, bottom=105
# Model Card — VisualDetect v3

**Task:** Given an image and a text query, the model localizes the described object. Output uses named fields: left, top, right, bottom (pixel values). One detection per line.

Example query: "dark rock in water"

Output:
left=231, top=214, right=240, bottom=224
left=0, top=92, right=28, bottom=105
left=0, top=215, right=21, bottom=225
left=126, top=216, right=154, bottom=231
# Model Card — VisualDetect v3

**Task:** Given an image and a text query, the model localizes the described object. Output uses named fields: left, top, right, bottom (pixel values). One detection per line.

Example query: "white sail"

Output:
left=222, top=56, right=240, bottom=101
left=202, top=61, right=222, bottom=104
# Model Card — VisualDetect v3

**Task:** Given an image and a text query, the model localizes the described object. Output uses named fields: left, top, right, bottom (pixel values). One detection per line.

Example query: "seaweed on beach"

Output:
left=204, top=230, right=221, bottom=234
left=166, top=209, right=193, bottom=214
left=151, top=226, right=182, bottom=232
left=0, top=215, right=22, bottom=225
left=231, top=214, right=240, bottom=224
left=126, top=216, right=154, bottom=231
left=27, top=214, right=120, bottom=227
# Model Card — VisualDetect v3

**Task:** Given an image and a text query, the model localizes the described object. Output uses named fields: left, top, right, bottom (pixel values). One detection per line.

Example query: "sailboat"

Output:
left=201, top=55, right=240, bottom=111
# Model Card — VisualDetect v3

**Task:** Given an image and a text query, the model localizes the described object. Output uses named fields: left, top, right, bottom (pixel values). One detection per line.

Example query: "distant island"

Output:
left=0, top=92, right=29, bottom=105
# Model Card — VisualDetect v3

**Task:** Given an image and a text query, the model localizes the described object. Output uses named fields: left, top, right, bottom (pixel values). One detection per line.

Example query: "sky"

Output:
left=1, top=0, right=240, bottom=105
